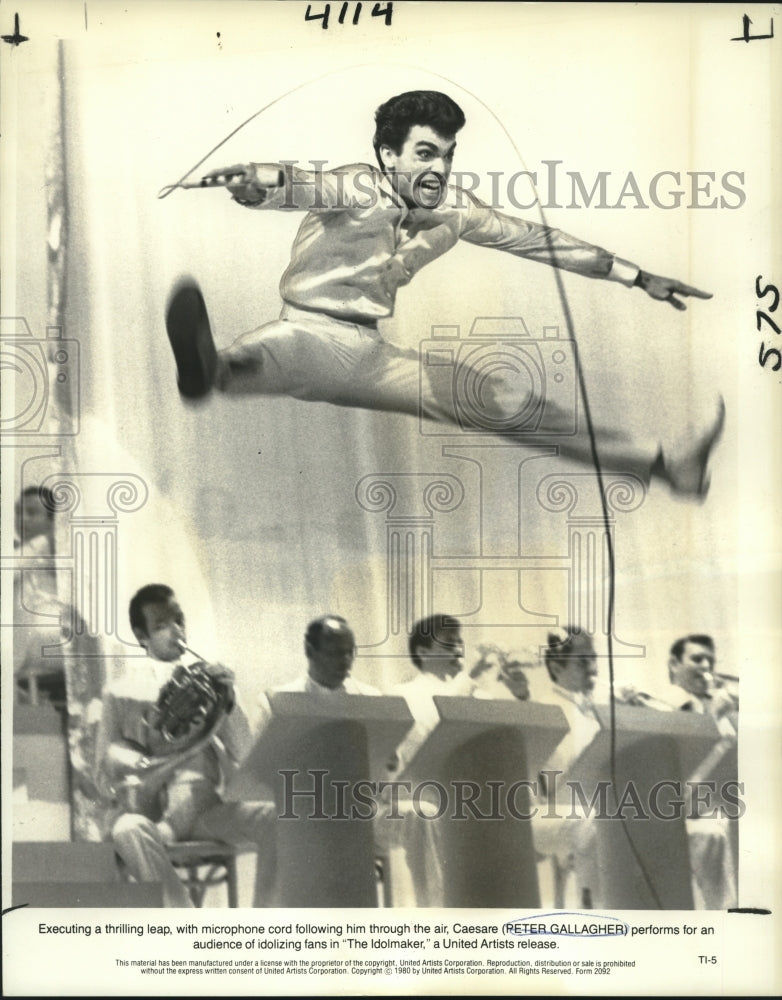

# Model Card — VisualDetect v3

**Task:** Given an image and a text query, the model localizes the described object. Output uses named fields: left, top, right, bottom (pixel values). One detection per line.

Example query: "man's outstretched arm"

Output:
left=195, top=161, right=374, bottom=211
left=459, top=195, right=713, bottom=310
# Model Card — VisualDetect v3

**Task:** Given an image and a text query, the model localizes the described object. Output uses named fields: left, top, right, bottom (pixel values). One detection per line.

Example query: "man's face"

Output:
left=415, top=625, right=465, bottom=681
left=552, top=635, right=598, bottom=695
left=307, top=626, right=356, bottom=689
left=135, top=597, right=186, bottom=662
left=670, top=641, right=715, bottom=697
left=380, top=124, right=456, bottom=209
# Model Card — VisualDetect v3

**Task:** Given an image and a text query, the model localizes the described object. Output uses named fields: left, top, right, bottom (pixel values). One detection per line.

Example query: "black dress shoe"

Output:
left=165, top=278, right=217, bottom=399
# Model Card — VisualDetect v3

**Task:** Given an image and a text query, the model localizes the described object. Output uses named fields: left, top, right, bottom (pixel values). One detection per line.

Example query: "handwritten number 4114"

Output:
left=305, top=3, right=393, bottom=29
left=757, top=276, right=781, bottom=373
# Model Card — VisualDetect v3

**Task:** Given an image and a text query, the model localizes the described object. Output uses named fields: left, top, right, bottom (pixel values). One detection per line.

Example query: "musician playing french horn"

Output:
left=95, top=583, right=275, bottom=907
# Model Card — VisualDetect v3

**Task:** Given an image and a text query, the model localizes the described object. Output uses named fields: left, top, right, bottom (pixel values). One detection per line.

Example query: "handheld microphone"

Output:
left=178, top=170, right=247, bottom=190
left=173, top=165, right=285, bottom=191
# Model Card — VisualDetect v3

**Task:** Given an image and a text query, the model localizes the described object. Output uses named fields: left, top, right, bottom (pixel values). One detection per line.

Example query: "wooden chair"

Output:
left=117, top=840, right=249, bottom=907
left=165, top=841, right=245, bottom=907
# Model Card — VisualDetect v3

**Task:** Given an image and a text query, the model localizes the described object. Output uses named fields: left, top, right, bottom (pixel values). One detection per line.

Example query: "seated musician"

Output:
left=383, top=614, right=505, bottom=907
left=631, top=633, right=738, bottom=909
left=530, top=627, right=604, bottom=908
left=96, top=583, right=274, bottom=907
left=252, top=614, right=380, bottom=905
left=257, top=614, right=380, bottom=707
left=534, top=628, right=737, bottom=909
left=13, top=485, right=67, bottom=707
left=660, top=634, right=737, bottom=732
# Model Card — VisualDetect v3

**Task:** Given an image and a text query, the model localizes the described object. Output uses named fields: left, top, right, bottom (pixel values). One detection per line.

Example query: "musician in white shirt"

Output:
left=96, top=584, right=274, bottom=907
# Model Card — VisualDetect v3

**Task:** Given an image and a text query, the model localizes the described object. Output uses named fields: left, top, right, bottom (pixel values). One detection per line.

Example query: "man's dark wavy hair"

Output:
left=129, top=583, right=175, bottom=636
left=669, top=634, right=715, bottom=661
left=408, top=613, right=462, bottom=670
left=373, top=91, right=466, bottom=168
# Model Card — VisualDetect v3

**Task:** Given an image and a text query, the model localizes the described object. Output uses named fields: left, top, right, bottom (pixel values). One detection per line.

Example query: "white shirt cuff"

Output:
left=607, top=256, right=640, bottom=287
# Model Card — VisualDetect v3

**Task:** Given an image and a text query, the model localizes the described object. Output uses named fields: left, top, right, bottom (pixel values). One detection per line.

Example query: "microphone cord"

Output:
left=426, top=75, right=665, bottom=909
left=544, top=259, right=663, bottom=910
left=159, top=65, right=663, bottom=907
left=158, top=67, right=369, bottom=198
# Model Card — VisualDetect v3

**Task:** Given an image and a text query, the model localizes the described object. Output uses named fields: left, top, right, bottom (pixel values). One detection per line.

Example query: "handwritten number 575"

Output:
left=756, top=275, right=781, bottom=372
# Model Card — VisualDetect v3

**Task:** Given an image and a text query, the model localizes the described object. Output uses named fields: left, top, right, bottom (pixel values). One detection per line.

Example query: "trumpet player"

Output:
left=617, top=634, right=738, bottom=725
left=610, top=632, right=738, bottom=908
left=667, top=634, right=738, bottom=726
left=95, top=584, right=275, bottom=907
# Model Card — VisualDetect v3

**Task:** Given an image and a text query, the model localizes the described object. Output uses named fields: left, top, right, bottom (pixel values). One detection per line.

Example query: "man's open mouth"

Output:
left=412, top=171, right=446, bottom=207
